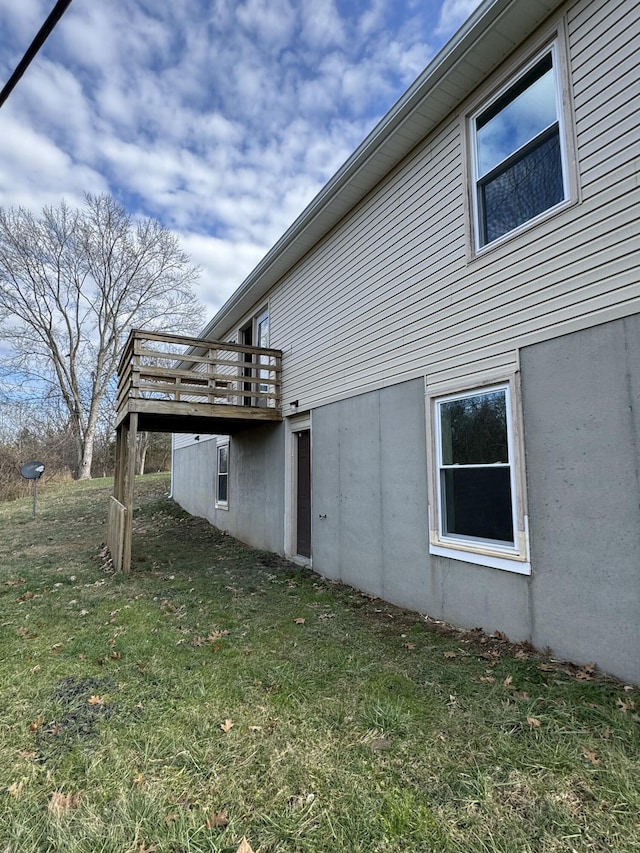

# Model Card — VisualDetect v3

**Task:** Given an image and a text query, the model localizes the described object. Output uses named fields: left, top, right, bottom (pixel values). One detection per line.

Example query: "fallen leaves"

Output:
left=293, top=617, right=305, bottom=625
left=236, top=838, right=257, bottom=853
left=443, top=651, right=457, bottom=659
left=582, top=749, right=600, bottom=766
left=527, top=716, right=542, bottom=728
left=206, top=810, right=229, bottom=829
left=28, top=716, right=43, bottom=733
left=220, top=718, right=234, bottom=733
left=575, top=662, right=597, bottom=681
left=48, top=791, right=81, bottom=812
left=7, top=780, right=25, bottom=799
left=88, top=695, right=104, bottom=706
left=17, top=591, right=35, bottom=602
left=616, top=697, right=636, bottom=714
left=208, top=629, right=230, bottom=641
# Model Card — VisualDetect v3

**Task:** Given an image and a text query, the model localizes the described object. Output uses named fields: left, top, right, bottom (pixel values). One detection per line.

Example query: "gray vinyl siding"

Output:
left=260, top=0, right=639, bottom=410
left=173, top=433, right=214, bottom=451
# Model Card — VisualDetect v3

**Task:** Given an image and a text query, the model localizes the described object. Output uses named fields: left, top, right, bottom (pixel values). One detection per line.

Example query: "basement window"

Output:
left=429, top=381, right=530, bottom=574
left=215, top=440, right=229, bottom=509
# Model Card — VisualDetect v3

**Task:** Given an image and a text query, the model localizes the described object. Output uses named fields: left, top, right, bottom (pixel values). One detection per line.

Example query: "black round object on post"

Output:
left=20, top=461, right=45, bottom=480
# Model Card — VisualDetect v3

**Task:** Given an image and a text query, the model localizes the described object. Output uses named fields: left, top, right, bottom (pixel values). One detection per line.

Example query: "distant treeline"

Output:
left=0, top=425, right=171, bottom=502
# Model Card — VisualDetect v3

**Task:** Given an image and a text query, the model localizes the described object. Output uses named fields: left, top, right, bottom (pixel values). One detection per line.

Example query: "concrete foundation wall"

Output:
left=172, top=423, right=285, bottom=555
left=171, top=439, right=216, bottom=520
left=311, top=380, right=431, bottom=607
left=172, top=315, right=640, bottom=682
left=311, top=379, right=533, bottom=641
left=521, top=314, right=640, bottom=682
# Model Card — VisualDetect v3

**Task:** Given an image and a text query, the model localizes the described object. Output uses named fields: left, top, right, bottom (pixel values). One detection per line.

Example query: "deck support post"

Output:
left=108, top=329, right=283, bottom=576
left=121, top=412, right=138, bottom=575
left=113, top=424, right=126, bottom=504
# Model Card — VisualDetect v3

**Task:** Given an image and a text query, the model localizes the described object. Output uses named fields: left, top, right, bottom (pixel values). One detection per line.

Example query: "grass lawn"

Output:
left=0, top=473, right=638, bottom=853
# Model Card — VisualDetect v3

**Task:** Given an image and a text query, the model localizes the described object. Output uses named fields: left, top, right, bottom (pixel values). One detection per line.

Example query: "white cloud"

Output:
left=0, top=0, right=466, bottom=328
left=0, top=115, right=107, bottom=211
left=436, top=0, right=484, bottom=37
left=177, top=231, right=268, bottom=315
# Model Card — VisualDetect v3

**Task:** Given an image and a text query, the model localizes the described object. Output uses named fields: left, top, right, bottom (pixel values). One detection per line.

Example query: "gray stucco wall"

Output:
left=172, top=423, right=285, bottom=554
left=311, top=322, right=640, bottom=683
left=171, top=439, right=216, bottom=519
left=310, top=379, right=532, bottom=640
left=521, top=314, right=640, bottom=682
left=311, top=380, right=431, bottom=607
left=172, top=315, right=640, bottom=682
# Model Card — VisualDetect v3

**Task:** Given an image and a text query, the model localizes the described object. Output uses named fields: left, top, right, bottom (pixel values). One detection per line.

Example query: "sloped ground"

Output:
left=0, top=474, right=638, bottom=853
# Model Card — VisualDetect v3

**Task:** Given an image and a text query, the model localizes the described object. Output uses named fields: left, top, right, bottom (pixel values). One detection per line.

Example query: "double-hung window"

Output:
left=472, top=44, right=568, bottom=248
left=215, top=441, right=229, bottom=508
left=430, top=382, right=530, bottom=574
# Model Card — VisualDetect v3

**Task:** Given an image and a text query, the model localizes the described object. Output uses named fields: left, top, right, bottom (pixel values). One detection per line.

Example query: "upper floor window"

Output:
left=472, top=44, right=568, bottom=249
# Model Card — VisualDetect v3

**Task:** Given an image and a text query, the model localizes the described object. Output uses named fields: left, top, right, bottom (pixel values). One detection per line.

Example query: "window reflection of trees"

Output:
left=441, top=391, right=508, bottom=465
left=480, top=129, right=563, bottom=244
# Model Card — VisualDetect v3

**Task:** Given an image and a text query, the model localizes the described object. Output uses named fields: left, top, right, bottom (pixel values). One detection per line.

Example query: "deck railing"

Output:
left=116, top=329, right=282, bottom=421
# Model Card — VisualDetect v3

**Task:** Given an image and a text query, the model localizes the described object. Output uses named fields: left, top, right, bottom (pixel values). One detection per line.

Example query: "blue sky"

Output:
left=0, top=0, right=481, bottom=318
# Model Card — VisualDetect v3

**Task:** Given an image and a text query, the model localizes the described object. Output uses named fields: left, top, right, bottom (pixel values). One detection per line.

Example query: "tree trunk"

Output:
left=77, top=408, right=100, bottom=480
left=77, top=437, right=94, bottom=480
left=136, top=432, right=150, bottom=476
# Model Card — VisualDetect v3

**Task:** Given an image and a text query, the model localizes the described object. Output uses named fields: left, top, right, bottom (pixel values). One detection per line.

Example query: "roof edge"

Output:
left=201, top=0, right=561, bottom=340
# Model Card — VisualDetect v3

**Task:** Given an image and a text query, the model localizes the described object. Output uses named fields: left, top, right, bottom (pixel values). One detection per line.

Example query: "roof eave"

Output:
left=201, top=0, right=564, bottom=341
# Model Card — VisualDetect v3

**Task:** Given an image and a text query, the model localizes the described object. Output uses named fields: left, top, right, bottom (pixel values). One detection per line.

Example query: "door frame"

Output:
left=284, top=412, right=312, bottom=565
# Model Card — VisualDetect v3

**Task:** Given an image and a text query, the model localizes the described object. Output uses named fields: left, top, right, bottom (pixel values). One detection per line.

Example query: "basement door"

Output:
left=296, top=429, right=312, bottom=558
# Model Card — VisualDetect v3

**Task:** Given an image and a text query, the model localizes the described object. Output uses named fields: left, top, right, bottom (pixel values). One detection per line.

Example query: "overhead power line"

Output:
left=0, top=0, right=73, bottom=110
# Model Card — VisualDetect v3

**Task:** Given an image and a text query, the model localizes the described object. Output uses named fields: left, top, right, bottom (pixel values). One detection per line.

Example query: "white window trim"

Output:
left=426, top=374, right=531, bottom=575
left=215, top=438, right=229, bottom=510
left=466, top=25, right=578, bottom=257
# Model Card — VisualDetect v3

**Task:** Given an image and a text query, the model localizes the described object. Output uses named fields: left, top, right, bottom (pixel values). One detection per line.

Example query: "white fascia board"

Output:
left=201, top=0, right=565, bottom=343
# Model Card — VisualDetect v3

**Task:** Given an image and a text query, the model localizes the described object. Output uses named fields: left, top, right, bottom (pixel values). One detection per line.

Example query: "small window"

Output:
left=472, top=45, right=568, bottom=248
left=256, top=309, right=270, bottom=395
left=215, top=442, right=229, bottom=508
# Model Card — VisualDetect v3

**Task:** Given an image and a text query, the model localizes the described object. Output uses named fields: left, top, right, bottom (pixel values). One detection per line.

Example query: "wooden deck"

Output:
left=116, top=329, right=282, bottom=433
left=110, top=329, right=283, bottom=574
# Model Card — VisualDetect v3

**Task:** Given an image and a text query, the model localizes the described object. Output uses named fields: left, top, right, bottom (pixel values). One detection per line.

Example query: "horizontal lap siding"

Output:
left=269, top=0, right=639, bottom=408
left=174, top=433, right=215, bottom=451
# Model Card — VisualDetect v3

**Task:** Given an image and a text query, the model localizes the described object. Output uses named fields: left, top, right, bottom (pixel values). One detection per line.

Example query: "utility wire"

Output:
left=0, top=0, right=73, bottom=109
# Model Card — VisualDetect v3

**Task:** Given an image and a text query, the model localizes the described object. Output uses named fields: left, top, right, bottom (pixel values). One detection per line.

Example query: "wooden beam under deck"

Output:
left=116, top=398, right=282, bottom=434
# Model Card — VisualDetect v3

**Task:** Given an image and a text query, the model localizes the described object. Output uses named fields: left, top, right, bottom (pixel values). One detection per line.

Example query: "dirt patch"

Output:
left=34, top=675, right=117, bottom=758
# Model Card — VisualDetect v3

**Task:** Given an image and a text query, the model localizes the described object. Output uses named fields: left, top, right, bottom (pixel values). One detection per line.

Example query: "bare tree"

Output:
left=0, top=193, right=203, bottom=479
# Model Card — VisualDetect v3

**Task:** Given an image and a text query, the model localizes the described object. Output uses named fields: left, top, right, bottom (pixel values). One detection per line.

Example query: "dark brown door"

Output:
left=296, top=430, right=311, bottom=558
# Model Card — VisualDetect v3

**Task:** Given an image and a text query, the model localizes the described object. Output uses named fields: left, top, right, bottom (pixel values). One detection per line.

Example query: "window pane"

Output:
left=477, top=60, right=556, bottom=177
left=440, top=391, right=508, bottom=465
left=442, top=467, right=514, bottom=544
left=217, top=474, right=228, bottom=503
left=480, top=129, right=563, bottom=245
left=218, top=445, right=228, bottom=474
